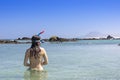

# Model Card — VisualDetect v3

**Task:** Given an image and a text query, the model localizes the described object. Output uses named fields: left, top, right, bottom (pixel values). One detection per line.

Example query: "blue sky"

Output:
left=0, top=0, right=120, bottom=39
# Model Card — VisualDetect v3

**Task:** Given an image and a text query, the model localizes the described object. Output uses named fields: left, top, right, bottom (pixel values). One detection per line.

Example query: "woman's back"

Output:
left=24, top=35, right=48, bottom=71
left=24, top=47, right=48, bottom=71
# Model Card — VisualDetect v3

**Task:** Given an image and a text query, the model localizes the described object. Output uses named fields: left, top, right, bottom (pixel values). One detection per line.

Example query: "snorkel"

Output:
left=37, top=30, right=45, bottom=43
left=37, top=30, right=45, bottom=36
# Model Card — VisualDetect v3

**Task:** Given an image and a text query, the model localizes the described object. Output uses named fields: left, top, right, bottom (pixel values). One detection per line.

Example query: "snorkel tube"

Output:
left=37, top=30, right=45, bottom=43
left=37, top=30, right=45, bottom=36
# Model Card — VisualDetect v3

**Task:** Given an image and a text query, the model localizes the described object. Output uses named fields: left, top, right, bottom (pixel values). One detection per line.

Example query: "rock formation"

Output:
left=106, top=35, right=114, bottom=39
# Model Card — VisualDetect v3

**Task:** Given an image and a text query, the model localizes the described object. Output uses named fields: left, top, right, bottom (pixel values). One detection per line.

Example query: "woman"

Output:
left=24, top=35, right=48, bottom=71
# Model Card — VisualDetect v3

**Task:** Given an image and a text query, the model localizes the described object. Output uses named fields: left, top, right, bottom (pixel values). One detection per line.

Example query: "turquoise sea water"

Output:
left=1, top=40, right=120, bottom=80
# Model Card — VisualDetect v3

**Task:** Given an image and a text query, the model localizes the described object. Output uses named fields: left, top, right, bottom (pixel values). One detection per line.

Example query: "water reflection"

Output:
left=24, top=70, right=48, bottom=80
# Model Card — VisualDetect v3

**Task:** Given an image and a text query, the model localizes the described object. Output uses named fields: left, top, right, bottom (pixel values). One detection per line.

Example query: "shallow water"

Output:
left=0, top=40, right=120, bottom=80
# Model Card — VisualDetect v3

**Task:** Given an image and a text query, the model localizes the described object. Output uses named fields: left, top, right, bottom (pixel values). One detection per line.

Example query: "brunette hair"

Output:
left=30, top=35, right=41, bottom=59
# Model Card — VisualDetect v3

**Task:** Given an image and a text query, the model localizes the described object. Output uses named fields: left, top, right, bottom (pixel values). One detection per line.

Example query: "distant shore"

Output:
left=0, top=35, right=120, bottom=44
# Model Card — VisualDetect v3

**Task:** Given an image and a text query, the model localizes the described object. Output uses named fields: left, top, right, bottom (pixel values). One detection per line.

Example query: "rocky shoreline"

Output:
left=0, top=37, right=78, bottom=44
left=0, top=40, right=31, bottom=44
left=0, top=35, right=119, bottom=44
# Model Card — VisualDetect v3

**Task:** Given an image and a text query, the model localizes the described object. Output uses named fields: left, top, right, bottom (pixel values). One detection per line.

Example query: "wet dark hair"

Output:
left=30, top=35, right=41, bottom=59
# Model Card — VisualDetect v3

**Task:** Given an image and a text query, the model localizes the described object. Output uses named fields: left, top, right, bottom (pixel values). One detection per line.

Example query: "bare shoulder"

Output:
left=40, top=47, right=46, bottom=54
left=26, top=48, right=31, bottom=52
left=25, top=48, right=31, bottom=56
left=40, top=47, right=45, bottom=50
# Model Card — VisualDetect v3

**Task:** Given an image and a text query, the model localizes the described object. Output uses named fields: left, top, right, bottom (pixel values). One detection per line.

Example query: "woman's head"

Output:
left=31, top=35, right=40, bottom=42
left=31, top=35, right=41, bottom=48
